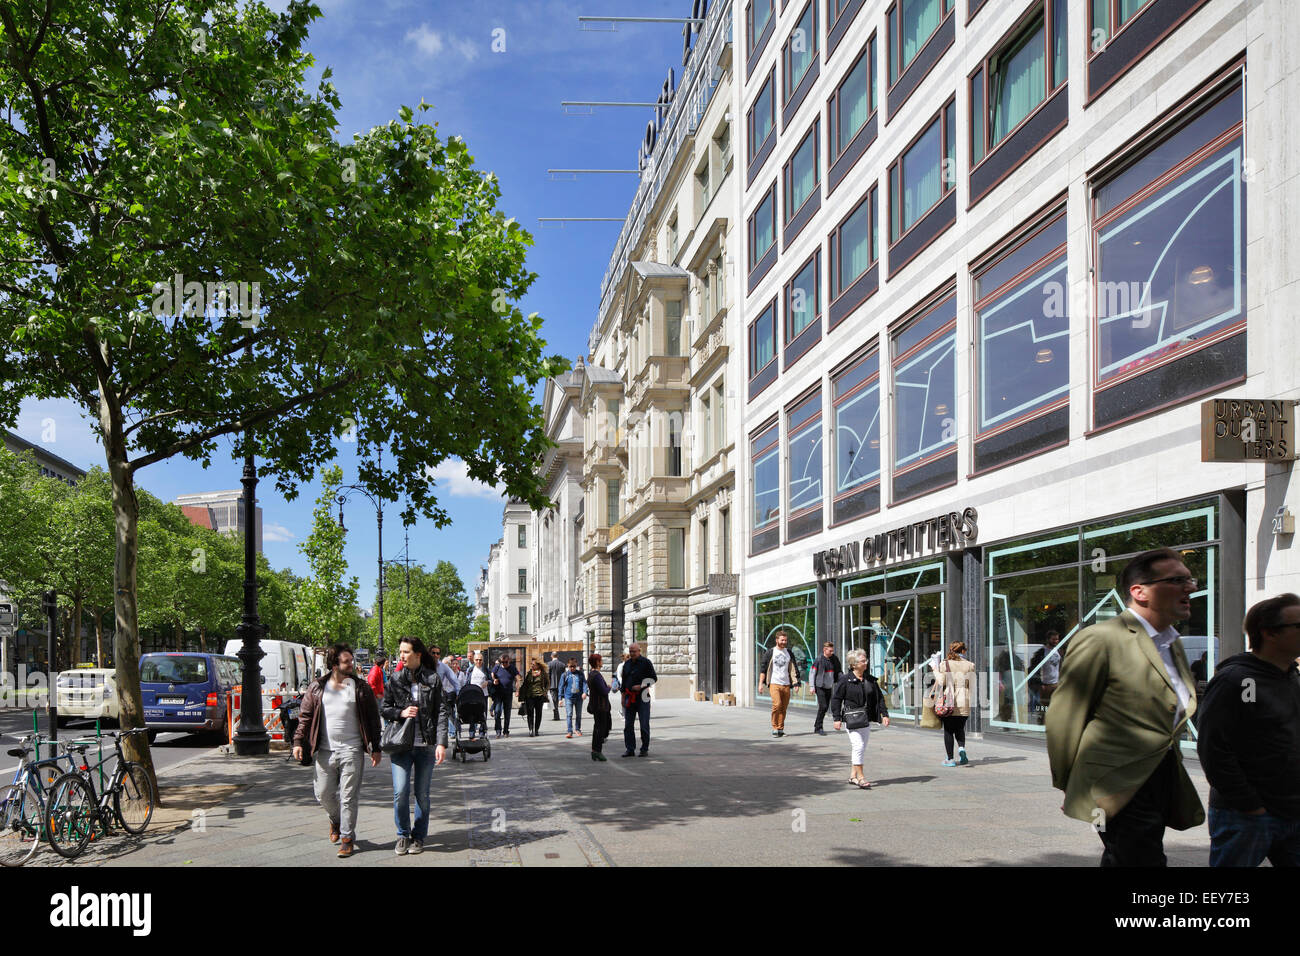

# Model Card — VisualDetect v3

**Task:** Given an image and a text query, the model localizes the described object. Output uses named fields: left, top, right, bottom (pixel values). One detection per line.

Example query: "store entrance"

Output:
left=837, top=560, right=947, bottom=725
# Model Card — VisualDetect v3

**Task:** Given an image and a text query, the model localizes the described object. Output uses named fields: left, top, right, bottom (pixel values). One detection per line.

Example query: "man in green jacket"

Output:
left=1046, top=547, right=1205, bottom=866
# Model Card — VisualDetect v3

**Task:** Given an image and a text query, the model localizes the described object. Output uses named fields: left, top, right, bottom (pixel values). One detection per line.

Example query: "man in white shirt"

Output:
left=292, top=644, right=382, bottom=858
left=757, top=630, right=801, bottom=738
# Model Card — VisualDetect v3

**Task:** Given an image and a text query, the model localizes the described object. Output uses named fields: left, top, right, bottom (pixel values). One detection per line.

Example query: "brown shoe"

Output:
left=329, top=820, right=340, bottom=844
left=337, top=837, right=354, bottom=858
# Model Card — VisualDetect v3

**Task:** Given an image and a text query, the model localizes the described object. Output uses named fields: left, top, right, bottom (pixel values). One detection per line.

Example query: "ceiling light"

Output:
left=1035, top=348, right=1053, bottom=364
left=933, top=403, right=949, bottom=416
left=1189, top=265, right=1214, bottom=285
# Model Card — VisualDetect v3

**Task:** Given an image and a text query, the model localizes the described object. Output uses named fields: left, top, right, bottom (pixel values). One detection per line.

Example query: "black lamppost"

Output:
left=42, top=590, right=58, bottom=746
left=232, top=347, right=269, bottom=756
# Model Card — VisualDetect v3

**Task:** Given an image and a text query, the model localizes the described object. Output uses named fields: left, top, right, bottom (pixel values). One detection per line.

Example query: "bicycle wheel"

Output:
left=0, top=781, right=44, bottom=867
left=113, top=762, right=154, bottom=834
left=45, top=773, right=97, bottom=859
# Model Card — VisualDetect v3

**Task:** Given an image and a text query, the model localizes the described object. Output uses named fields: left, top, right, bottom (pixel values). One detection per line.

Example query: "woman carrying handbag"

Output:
left=380, top=637, right=449, bottom=856
left=934, top=641, right=976, bottom=767
left=830, top=648, right=890, bottom=789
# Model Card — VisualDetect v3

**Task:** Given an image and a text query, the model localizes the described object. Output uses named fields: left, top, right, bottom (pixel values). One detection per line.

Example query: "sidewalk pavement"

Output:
left=42, top=699, right=1214, bottom=867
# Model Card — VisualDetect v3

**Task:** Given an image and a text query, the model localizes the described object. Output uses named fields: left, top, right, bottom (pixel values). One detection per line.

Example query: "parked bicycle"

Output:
left=0, top=732, right=79, bottom=866
left=44, top=728, right=156, bottom=859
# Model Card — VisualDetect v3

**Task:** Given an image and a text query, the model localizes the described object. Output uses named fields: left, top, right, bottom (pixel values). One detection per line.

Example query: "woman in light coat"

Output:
left=933, top=640, right=976, bottom=766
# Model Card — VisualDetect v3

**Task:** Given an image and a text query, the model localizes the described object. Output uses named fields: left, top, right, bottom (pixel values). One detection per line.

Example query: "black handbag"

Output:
left=381, top=717, right=416, bottom=755
left=842, top=682, right=871, bottom=730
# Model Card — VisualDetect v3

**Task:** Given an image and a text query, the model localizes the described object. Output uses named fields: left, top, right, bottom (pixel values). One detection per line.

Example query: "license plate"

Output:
left=159, top=696, right=187, bottom=705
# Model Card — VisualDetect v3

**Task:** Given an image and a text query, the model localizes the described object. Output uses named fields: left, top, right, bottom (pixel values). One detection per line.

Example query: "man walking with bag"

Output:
left=548, top=653, right=566, bottom=722
left=292, top=643, right=383, bottom=859
left=620, top=642, right=657, bottom=757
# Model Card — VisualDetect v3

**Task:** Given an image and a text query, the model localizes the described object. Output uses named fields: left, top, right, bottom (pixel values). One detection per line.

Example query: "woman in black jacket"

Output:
left=831, top=648, right=890, bottom=789
left=381, top=637, right=450, bottom=856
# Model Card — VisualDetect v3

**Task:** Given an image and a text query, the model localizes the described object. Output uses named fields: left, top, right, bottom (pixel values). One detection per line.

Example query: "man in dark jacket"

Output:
left=1197, top=593, right=1300, bottom=866
left=548, top=653, right=566, bottom=721
left=619, top=642, right=657, bottom=757
left=292, top=643, right=383, bottom=858
left=808, top=641, right=842, bottom=735
left=490, top=653, right=520, bottom=737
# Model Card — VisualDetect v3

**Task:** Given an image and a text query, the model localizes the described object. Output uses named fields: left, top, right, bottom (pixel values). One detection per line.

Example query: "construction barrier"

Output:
left=225, top=686, right=287, bottom=741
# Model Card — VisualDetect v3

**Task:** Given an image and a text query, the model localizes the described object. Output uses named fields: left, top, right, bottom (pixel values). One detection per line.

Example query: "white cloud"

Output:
left=422, top=459, right=503, bottom=500
left=405, top=23, right=444, bottom=57
left=262, top=523, right=297, bottom=544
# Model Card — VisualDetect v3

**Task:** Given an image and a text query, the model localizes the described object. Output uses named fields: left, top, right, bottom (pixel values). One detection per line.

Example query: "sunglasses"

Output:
left=1141, top=575, right=1198, bottom=588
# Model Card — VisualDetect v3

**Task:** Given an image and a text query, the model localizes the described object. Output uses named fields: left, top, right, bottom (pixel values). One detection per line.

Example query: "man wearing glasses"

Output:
left=1047, top=547, right=1204, bottom=866
left=1196, top=593, right=1300, bottom=866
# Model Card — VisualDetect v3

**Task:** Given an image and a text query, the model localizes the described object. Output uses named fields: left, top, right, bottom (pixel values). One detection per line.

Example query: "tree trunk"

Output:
left=72, top=597, right=83, bottom=667
left=101, top=409, right=159, bottom=801
left=198, top=625, right=207, bottom=653
left=175, top=621, right=182, bottom=652
left=94, top=608, right=104, bottom=667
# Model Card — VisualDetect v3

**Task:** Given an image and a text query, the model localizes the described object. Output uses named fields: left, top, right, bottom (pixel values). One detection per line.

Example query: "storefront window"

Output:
left=754, top=586, right=819, bottom=706
left=838, top=560, right=946, bottom=720
left=984, top=497, right=1222, bottom=745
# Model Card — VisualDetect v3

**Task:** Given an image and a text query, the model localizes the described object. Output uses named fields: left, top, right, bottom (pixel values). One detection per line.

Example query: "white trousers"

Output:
left=313, top=746, right=364, bottom=839
left=846, top=725, right=871, bottom=765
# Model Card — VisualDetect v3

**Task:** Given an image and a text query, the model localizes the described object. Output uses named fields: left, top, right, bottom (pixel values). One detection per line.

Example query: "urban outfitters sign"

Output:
left=1200, top=399, right=1297, bottom=462
left=813, top=507, right=978, bottom=578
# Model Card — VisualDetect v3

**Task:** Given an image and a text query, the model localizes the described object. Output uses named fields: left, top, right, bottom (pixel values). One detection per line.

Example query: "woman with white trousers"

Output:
left=831, top=648, right=891, bottom=789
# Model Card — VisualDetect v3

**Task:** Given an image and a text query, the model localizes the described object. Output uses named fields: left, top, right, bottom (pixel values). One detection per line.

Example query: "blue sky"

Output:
left=13, top=0, right=691, bottom=610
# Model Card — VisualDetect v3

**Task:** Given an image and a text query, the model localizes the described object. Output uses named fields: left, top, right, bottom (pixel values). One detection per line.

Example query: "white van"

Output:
left=223, top=640, right=315, bottom=690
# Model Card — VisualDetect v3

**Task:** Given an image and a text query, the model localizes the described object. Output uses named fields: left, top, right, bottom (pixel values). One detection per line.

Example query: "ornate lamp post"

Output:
left=233, top=346, right=269, bottom=756
left=336, top=478, right=385, bottom=654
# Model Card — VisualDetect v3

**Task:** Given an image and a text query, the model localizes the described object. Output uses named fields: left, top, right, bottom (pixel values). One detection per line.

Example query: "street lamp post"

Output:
left=337, top=483, right=384, bottom=654
left=232, top=361, right=269, bottom=755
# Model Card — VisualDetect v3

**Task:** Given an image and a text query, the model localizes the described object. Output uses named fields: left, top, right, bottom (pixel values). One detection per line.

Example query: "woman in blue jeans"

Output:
left=381, top=637, right=448, bottom=856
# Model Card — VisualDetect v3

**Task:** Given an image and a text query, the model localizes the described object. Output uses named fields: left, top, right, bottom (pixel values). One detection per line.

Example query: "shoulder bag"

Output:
left=381, top=716, right=416, bottom=754
left=932, top=661, right=956, bottom=718
left=841, top=681, right=871, bottom=730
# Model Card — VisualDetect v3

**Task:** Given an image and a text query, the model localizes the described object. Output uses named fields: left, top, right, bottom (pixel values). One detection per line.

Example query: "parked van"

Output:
left=139, top=652, right=241, bottom=737
left=222, top=639, right=314, bottom=690
left=55, top=668, right=120, bottom=726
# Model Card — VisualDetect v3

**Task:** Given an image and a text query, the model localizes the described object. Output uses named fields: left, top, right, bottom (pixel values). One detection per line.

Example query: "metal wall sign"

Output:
left=813, top=507, right=978, bottom=578
left=1201, top=399, right=1297, bottom=462
left=707, top=573, right=738, bottom=595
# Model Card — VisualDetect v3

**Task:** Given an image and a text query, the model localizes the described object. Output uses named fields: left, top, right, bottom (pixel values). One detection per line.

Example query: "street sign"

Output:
left=1200, top=398, right=1297, bottom=462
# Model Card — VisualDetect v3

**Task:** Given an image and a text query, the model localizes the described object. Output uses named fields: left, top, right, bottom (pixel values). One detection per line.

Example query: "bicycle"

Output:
left=44, top=729, right=156, bottom=859
left=0, top=732, right=79, bottom=866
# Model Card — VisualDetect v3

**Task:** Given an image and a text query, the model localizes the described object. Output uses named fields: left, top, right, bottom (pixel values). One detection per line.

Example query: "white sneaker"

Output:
left=409, top=839, right=423, bottom=855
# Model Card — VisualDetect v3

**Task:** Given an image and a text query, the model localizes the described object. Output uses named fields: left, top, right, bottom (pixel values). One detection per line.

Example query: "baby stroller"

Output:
left=452, top=683, right=491, bottom=762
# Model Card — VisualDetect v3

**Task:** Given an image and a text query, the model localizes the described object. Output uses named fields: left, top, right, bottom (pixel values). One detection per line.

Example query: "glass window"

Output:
left=990, top=13, right=1046, bottom=144
left=713, top=380, right=726, bottom=451
left=1091, top=0, right=1152, bottom=47
left=666, top=300, right=682, bottom=356
left=749, top=184, right=776, bottom=268
left=784, top=2, right=818, bottom=102
left=668, top=528, right=685, bottom=588
left=784, top=121, right=820, bottom=222
left=721, top=508, right=731, bottom=573
left=786, top=391, right=823, bottom=538
left=831, top=39, right=875, bottom=160
left=607, top=478, right=620, bottom=525
left=1092, top=82, right=1245, bottom=398
left=749, top=299, right=777, bottom=376
left=832, top=350, right=881, bottom=523
left=518, top=569, right=527, bottom=592
left=985, top=497, right=1222, bottom=740
left=702, top=394, right=713, bottom=459
left=668, top=411, right=683, bottom=476
left=749, top=72, right=775, bottom=157
left=890, top=0, right=954, bottom=84
left=519, top=607, right=527, bottom=633
left=518, top=524, right=527, bottom=547
left=748, top=0, right=774, bottom=55
left=891, top=294, right=957, bottom=498
left=832, top=186, right=877, bottom=298
left=785, top=252, right=821, bottom=342
left=700, top=517, right=709, bottom=580
left=974, top=211, right=1069, bottom=445
left=751, top=424, right=780, bottom=534
left=754, top=587, right=818, bottom=705
left=891, top=101, right=956, bottom=242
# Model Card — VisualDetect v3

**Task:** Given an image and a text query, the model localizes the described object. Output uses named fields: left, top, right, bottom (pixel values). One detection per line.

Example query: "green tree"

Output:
left=288, top=466, right=359, bottom=644
left=468, top=613, right=490, bottom=647
left=377, top=560, right=472, bottom=656
left=0, top=0, right=563, bottom=780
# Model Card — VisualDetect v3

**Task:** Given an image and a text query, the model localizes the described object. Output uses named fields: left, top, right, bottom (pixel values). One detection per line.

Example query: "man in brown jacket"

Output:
left=292, top=643, right=383, bottom=858
left=1046, top=548, right=1204, bottom=866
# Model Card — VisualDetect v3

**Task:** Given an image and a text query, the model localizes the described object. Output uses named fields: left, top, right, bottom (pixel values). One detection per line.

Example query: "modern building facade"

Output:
left=173, top=489, right=263, bottom=553
left=734, top=0, right=1297, bottom=756
left=3, top=431, right=87, bottom=485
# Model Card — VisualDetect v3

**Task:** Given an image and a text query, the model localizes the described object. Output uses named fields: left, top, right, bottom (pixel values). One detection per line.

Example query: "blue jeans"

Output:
left=390, top=746, right=435, bottom=841
left=1209, top=807, right=1300, bottom=867
left=491, top=695, right=512, bottom=734
left=623, top=696, right=651, bottom=753
left=565, top=695, right=583, bottom=733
